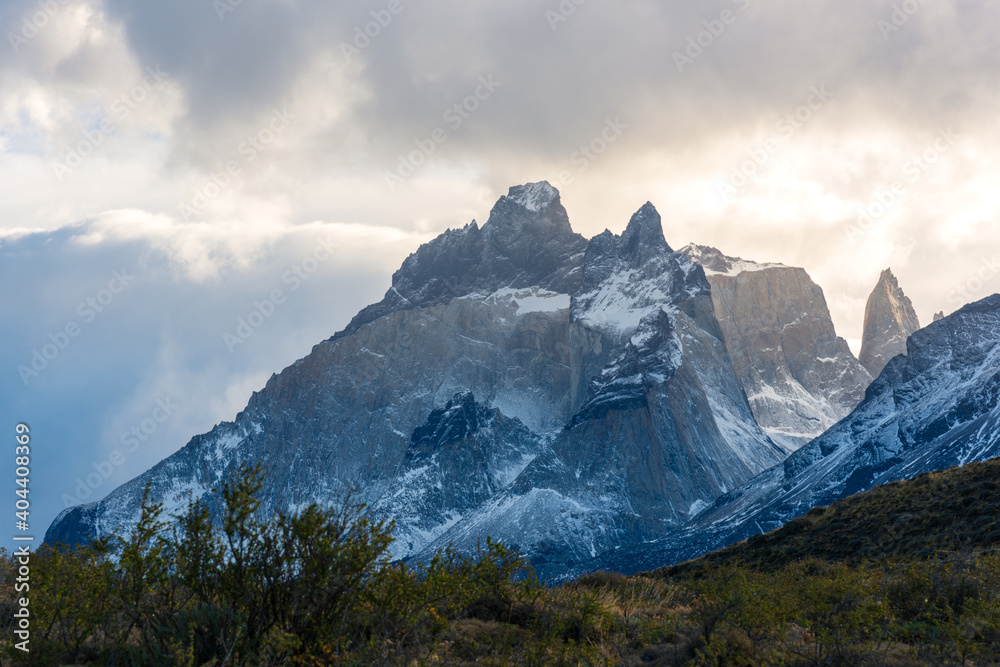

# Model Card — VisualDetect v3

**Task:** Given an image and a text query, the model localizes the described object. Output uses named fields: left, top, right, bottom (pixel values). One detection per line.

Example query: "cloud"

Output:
left=0, top=214, right=428, bottom=543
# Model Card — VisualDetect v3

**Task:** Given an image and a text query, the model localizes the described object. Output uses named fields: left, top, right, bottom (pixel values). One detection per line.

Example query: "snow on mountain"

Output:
left=507, top=181, right=559, bottom=213
left=679, top=243, right=786, bottom=277
left=371, top=392, right=546, bottom=559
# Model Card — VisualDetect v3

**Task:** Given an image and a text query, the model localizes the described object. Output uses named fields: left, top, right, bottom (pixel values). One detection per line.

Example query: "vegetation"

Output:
left=669, top=458, right=1000, bottom=574
left=3, top=462, right=1000, bottom=665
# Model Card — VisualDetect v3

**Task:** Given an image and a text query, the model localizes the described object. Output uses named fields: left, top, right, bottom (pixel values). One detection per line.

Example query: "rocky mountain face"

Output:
left=585, top=294, right=1000, bottom=574
left=859, top=268, right=921, bottom=377
left=680, top=245, right=872, bottom=452
left=47, top=183, right=785, bottom=578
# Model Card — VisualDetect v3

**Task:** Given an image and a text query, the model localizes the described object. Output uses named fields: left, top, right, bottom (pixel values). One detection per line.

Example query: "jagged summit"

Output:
left=679, top=244, right=786, bottom=277
left=410, top=392, right=482, bottom=455
left=575, top=203, right=710, bottom=333
left=503, top=181, right=560, bottom=213
left=337, top=182, right=587, bottom=338
left=859, top=268, right=921, bottom=378
left=620, top=202, right=671, bottom=265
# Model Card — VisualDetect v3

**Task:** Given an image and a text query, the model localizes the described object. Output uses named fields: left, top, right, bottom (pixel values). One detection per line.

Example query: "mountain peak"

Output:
left=621, top=202, right=669, bottom=256
left=409, top=392, right=481, bottom=456
left=504, top=181, right=559, bottom=213
left=484, top=181, right=573, bottom=238
left=335, top=182, right=587, bottom=338
left=859, top=267, right=921, bottom=377
left=878, top=267, right=898, bottom=286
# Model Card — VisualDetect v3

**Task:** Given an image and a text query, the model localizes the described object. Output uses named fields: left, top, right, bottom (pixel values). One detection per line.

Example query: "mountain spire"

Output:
left=859, top=268, right=921, bottom=377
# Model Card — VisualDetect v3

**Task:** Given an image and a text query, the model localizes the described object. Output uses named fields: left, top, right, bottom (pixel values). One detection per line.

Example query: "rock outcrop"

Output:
left=859, top=269, right=921, bottom=378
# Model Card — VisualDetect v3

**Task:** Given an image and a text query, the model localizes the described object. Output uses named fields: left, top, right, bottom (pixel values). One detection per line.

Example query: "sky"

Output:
left=1, top=0, right=999, bottom=548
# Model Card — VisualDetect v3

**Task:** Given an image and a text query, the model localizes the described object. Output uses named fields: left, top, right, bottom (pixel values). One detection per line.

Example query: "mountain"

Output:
left=859, top=268, right=921, bottom=377
left=680, top=245, right=872, bottom=451
left=46, top=182, right=785, bottom=578
left=584, top=293, right=1000, bottom=574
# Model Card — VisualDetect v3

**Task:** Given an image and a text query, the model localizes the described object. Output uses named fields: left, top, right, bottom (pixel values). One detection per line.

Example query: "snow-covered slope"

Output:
left=680, top=244, right=872, bottom=451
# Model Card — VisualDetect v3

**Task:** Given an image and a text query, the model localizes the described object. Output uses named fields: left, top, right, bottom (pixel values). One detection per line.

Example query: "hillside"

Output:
left=14, top=464, right=1000, bottom=665
left=668, top=457, right=1000, bottom=574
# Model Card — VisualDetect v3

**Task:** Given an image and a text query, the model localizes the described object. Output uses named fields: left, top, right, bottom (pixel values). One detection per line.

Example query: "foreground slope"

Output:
left=47, top=183, right=782, bottom=577
left=681, top=244, right=872, bottom=451
left=669, top=457, right=1000, bottom=573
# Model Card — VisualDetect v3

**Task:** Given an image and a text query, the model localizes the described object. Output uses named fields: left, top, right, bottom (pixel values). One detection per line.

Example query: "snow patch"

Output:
left=508, top=181, right=558, bottom=212
left=488, top=287, right=570, bottom=314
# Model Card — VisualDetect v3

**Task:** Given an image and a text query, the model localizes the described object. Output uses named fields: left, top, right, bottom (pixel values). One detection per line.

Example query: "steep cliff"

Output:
left=681, top=245, right=872, bottom=451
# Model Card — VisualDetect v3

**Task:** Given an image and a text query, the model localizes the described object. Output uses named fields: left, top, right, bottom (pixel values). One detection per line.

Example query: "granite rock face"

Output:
left=859, top=269, right=921, bottom=378
left=681, top=245, right=872, bottom=451
left=46, top=183, right=784, bottom=578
